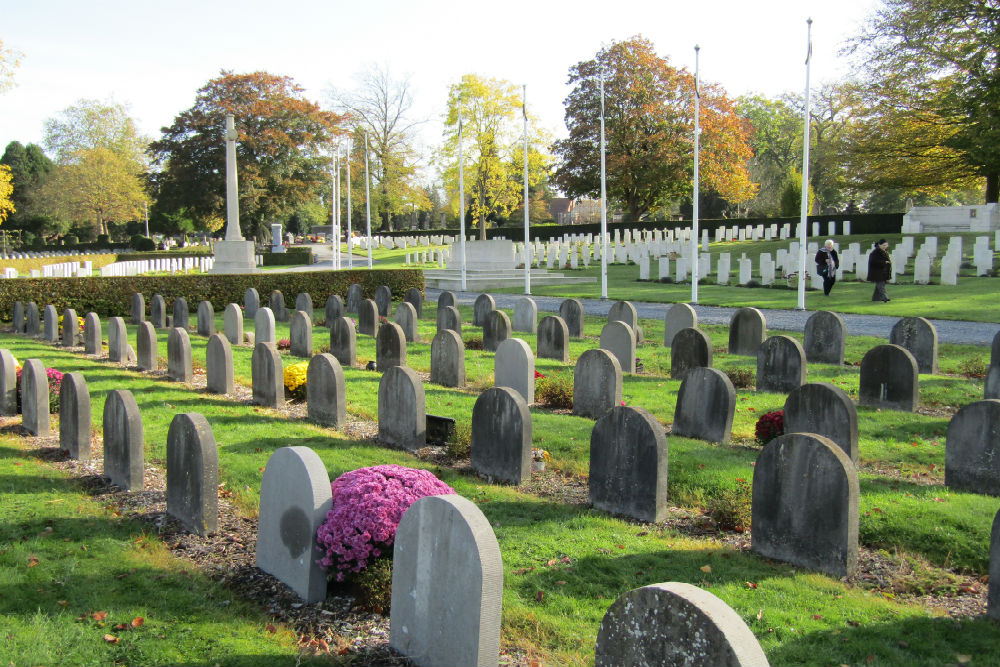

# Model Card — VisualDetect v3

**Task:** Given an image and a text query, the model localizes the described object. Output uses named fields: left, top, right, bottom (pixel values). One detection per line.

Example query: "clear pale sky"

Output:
left=0, top=0, right=880, bottom=164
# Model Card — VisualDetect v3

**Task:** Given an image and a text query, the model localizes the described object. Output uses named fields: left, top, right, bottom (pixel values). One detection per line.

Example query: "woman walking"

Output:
left=868, top=239, right=892, bottom=302
left=815, top=239, right=840, bottom=296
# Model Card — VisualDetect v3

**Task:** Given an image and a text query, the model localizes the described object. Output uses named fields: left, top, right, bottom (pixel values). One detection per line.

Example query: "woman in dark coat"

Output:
left=867, top=239, right=892, bottom=302
left=815, top=239, right=840, bottom=296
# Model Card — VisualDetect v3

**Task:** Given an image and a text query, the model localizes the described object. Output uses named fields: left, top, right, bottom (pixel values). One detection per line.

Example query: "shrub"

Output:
left=725, top=367, right=755, bottom=389
left=64, top=235, right=79, bottom=246
left=958, top=357, right=987, bottom=378
left=536, top=371, right=574, bottom=409
left=130, top=234, right=156, bottom=252
left=707, top=478, right=752, bottom=532
left=283, top=361, right=308, bottom=400
left=755, top=410, right=784, bottom=446
left=316, top=465, right=456, bottom=581
left=352, top=556, right=394, bottom=614
left=446, top=420, right=472, bottom=459
left=97, top=234, right=110, bottom=247
left=464, top=336, right=483, bottom=350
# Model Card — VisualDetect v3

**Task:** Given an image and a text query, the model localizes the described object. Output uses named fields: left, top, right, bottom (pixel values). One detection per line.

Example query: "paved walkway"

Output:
left=425, top=288, right=1000, bottom=347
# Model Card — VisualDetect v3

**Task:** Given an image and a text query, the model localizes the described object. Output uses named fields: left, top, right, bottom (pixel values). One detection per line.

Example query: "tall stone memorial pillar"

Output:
left=211, top=114, right=258, bottom=274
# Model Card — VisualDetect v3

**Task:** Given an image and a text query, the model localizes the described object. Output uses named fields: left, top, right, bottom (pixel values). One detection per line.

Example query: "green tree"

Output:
left=151, top=71, right=345, bottom=240
left=737, top=95, right=802, bottom=216
left=0, top=141, right=54, bottom=229
left=778, top=169, right=816, bottom=217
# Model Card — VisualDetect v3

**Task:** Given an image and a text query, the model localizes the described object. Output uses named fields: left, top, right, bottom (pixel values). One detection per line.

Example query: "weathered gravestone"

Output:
left=573, top=349, right=622, bottom=419
left=494, top=338, right=534, bottom=404
left=294, top=292, right=313, bottom=320
left=12, top=301, right=24, bottom=334
left=61, top=308, right=78, bottom=347
left=670, top=327, right=713, bottom=379
left=377, top=365, right=425, bottom=451
left=430, top=329, right=465, bottom=388
left=103, top=389, right=143, bottom=490
left=252, top=342, right=284, bottom=408
left=166, top=412, right=218, bottom=535
left=728, top=307, right=766, bottom=356
left=374, top=285, right=392, bottom=317
left=42, top=305, right=58, bottom=343
left=784, top=383, right=858, bottom=462
left=590, top=406, right=668, bottom=523
left=256, top=446, right=332, bottom=603
left=594, top=582, right=770, bottom=667
left=131, top=292, right=145, bottom=324
left=673, top=367, right=736, bottom=444
left=224, top=303, right=243, bottom=345
left=993, top=331, right=1000, bottom=367
left=483, top=309, right=511, bottom=352
left=376, top=321, right=407, bottom=371
left=244, top=288, right=259, bottom=319
left=136, top=322, right=157, bottom=371
left=289, top=310, right=313, bottom=357
left=513, top=297, right=537, bottom=333
left=196, top=301, right=215, bottom=336
left=859, top=344, right=919, bottom=412
left=436, top=305, right=462, bottom=336
left=600, top=321, right=636, bottom=373
left=394, top=302, right=420, bottom=342
left=608, top=300, right=637, bottom=331
left=59, top=372, right=91, bottom=459
left=84, top=312, right=101, bottom=355
left=559, top=298, right=585, bottom=338
left=25, top=302, right=40, bottom=336
left=167, top=327, right=193, bottom=382
left=358, top=299, right=378, bottom=336
left=663, top=303, right=697, bottom=348
left=404, top=287, right=423, bottom=319
left=945, top=399, right=1000, bottom=495
left=471, top=386, right=532, bottom=485
left=756, top=335, right=806, bottom=393
left=206, top=334, right=235, bottom=394
left=173, top=298, right=190, bottom=330
left=21, top=359, right=49, bottom=436
left=989, top=508, right=1000, bottom=619
left=751, top=433, right=859, bottom=577
left=473, top=293, right=495, bottom=327
left=329, top=316, right=357, bottom=367
left=325, top=294, right=344, bottom=324
left=803, top=310, right=846, bottom=365
left=108, top=317, right=129, bottom=362
left=306, top=353, right=346, bottom=426
left=0, top=349, right=17, bottom=416
left=890, top=316, right=938, bottom=374
left=437, top=290, right=457, bottom=311
left=988, top=364, right=1000, bottom=400
left=537, top=316, right=569, bottom=362
left=346, top=283, right=363, bottom=313
left=390, top=494, right=503, bottom=667
left=270, top=290, right=288, bottom=322
left=150, top=294, right=166, bottom=328
left=254, top=307, right=277, bottom=346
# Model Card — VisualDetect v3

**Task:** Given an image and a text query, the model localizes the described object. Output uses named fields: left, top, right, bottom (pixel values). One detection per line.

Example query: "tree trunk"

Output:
left=986, top=172, right=998, bottom=204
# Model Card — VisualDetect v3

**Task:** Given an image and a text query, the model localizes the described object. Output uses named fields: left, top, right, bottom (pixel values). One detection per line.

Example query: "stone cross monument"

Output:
left=211, top=114, right=258, bottom=273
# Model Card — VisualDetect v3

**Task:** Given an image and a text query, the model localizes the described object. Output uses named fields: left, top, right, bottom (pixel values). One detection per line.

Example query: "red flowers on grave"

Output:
left=276, top=338, right=291, bottom=351
left=754, top=410, right=784, bottom=446
left=534, top=370, right=546, bottom=379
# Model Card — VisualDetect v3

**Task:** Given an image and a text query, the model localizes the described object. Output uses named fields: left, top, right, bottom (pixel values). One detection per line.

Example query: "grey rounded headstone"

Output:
left=12, top=301, right=24, bottom=333
left=346, top=283, right=363, bottom=313
left=102, top=389, right=143, bottom=490
left=751, top=433, right=859, bottom=577
left=890, top=316, right=938, bottom=374
left=394, top=302, right=421, bottom=342
left=404, top=287, right=423, bottom=319
left=166, top=413, right=218, bottom=536
left=987, top=364, right=1000, bottom=400
left=254, top=307, right=277, bottom=346
left=206, top=334, right=235, bottom=395
left=559, top=298, right=585, bottom=338
left=573, top=349, right=622, bottom=419
left=325, top=294, right=344, bottom=324
left=0, top=349, right=17, bottom=416
left=483, top=310, right=511, bottom=352
left=374, top=285, right=392, bottom=318
left=663, top=303, right=697, bottom=348
left=473, top=293, right=495, bottom=327
left=376, top=321, right=407, bottom=372
left=289, top=310, right=313, bottom=357
left=251, top=342, right=284, bottom=408
left=600, top=321, right=636, bottom=374
left=224, top=303, right=244, bottom=346
left=590, top=405, right=668, bottom=523
left=377, top=365, right=425, bottom=451
left=59, top=372, right=91, bottom=460
left=306, top=353, right=346, bottom=426
left=84, top=312, right=101, bottom=355
left=495, top=337, right=534, bottom=404
left=989, top=507, right=1000, bottom=619
left=390, top=495, right=503, bottom=667
left=62, top=308, right=78, bottom=347
left=358, top=299, right=378, bottom=336
left=329, top=316, right=357, bottom=367
left=437, top=290, right=457, bottom=311
left=256, top=446, right=332, bottom=604
left=136, top=321, right=158, bottom=371
left=859, top=344, right=919, bottom=412
left=992, top=331, right=1000, bottom=368
left=803, top=310, right=846, bottom=365
left=608, top=300, right=637, bottom=330
left=196, top=301, right=215, bottom=337
left=430, top=329, right=466, bottom=388
left=537, top=315, right=569, bottom=362
left=244, top=288, right=259, bottom=319
left=728, top=307, right=766, bottom=356
left=436, top=305, right=462, bottom=336
left=673, top=367, right=736, bottom=444
left=784, top=382, right=859, bottom=463
left=756, top=335, right=806, bottom=394
left=107, top=317, right=128, bottom=362
left=25, top=301, right=40, bottom=336
left=167, top=327, right=193, bottom=382
left=670, top=327, right=712, bottom=380
left=471, top=386, right=532, bottom=485
left=595, top=582, right=769, bottom=667
left=131, top=293, right=145, bottom=324
left=270, top=290, right=288, bottom=322
left=21, top=359, right=49, bottom=436
left=150, top=294, right=166, bottom=328
left=513, top=297, right=538, bottom=334
left=173, top=297, right=190, bottom=331
left=43, top=304, right=58, bottom=343
left=294, top=292, right=314, bottom=320
left=945, top=399, right=1000, bottom=495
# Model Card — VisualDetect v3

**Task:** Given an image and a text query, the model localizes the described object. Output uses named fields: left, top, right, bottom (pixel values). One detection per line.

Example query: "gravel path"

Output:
left=425, top=288, right=1000, bottom=347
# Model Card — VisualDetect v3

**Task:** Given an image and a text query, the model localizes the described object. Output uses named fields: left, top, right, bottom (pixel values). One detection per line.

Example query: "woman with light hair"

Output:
left=814, top=239, right=840, bottom=296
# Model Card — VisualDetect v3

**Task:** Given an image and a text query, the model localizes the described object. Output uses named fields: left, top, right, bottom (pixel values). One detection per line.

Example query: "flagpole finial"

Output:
left=807, top=17, right=813, bottom=25
left=695, top=44, right=700, bottom=52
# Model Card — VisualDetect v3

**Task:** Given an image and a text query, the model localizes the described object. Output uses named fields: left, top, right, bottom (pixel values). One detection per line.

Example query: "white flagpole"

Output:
left=458, top=93, right=467, bottom=291
left=333, top=149, right=340, bottom=270
left=346, top=137, right=353, bottom=269
left=523, top=84, right=531, bottom=295
left=692, top=45, right=701, bottom=305
left=600, top=69, right=608, bottom=300
left=797, top=18, right=813, bottom=311
left=364, top=130, right=373, bottom=269
left=331, top=159, right=337, bottom=270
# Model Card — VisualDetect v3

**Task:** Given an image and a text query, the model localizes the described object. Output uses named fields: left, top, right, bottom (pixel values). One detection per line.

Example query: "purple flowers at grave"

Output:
left=16, top=365, right=64, bottom=413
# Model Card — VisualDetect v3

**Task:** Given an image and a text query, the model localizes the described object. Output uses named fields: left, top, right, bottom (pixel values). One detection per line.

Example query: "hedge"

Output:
left=0, top=269, right=425, bottom=321
left=261, top=249, right=314, bottom=266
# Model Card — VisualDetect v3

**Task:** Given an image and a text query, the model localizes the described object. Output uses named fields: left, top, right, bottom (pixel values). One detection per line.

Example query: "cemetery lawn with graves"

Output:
left=2, top=297, right=999, bottom=666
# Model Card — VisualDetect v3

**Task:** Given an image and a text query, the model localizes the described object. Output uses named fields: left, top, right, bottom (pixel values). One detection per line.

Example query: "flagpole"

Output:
left=599, top=68, right=608, bottom=301
left=458, top=92, right=467, bottom=291
left=346, top=136, right=352, bottom=269
left=364, top=130, right=373, bottom=269
left=797, top=18, right=813, bottom=311
left=333, top=149, right=340, bottom=270
left=691, top=45, right=701, bottom=305
left=523, top=84, right=531, bottom=295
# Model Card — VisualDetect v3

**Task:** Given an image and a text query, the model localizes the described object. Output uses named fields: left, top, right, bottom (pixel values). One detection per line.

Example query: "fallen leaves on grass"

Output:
left=27, top=555, right=38, bottom=568
left=103, top=634, right=119, bottom=644
left=700, top=565, right=712, bottom=573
